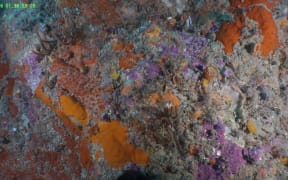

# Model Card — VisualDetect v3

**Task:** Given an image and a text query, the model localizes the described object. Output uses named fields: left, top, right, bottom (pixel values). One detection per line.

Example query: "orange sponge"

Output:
left=119, top=52, right=144, bottom=70
left=217, top=0, right=279, bottom=56
left=60, top=95, right=88, bottom=126
left=162, top=91, right=181, bottom=107
left=229, top=0, right=280, bottom=10
left=35, top=81, right=53, bottom=108
left=246, top=6, right=279, bottom=57
left=149, top=91, right=181, bottom=107
left=91, top=120, right=148, bottom=168
left=216, top=13, right=245, bottom=54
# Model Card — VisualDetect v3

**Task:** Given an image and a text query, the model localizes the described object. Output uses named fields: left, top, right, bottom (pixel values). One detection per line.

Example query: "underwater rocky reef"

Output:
left=0, top=0, right=288, bottom=179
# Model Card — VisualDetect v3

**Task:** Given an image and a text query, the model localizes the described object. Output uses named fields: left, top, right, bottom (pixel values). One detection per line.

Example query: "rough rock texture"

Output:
left=0, top=0, right=288, bottom=179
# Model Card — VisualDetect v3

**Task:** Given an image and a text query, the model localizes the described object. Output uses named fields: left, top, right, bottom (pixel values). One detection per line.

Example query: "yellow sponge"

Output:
left=247, top=119, right=257, bottom=135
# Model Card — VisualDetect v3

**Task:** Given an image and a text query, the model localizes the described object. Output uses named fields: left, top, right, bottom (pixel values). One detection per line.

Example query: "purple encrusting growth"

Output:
left=143, top=61, right=160, bottom=78
left=126, top=68, right=142, bottom=81
left=200, top=120, right=225, bottom=144
left=197, top=142, right=246, bottom=179
left=222, top=68, right=233, bottom=77
left=198, top=121, right=246, bottom=179
left=27, top=100, right=40, bottom=123
left=120, top=96, right=135, bottom=107
left=208, top=22, right=219, bottom=33
left=198, top=163, right=224, bottom=180
left=200, top=123, right=214, bottom=139
left=242, top=146, right=263, bottom=164
left=221, top=142, right=246, bottom=174
left=180, top=33, right=208, bottom=59
left=158, top=44, right=168, bottom=55
left=191, top=60, right=205, bottom=71
left=216, top=58, right=225, bottom=68
left=23, top=53, right=43, bottom=93
left=158, top=33, right=207, bottom=59
left=216, top=58, right=233, bottom=78
left=182, top=65, right=195, bottom=79
left=169, top=45, right=179, bottom=56
left=158, top=44, right=179, bottom=56
left=213, top=121, right=226, bottom=144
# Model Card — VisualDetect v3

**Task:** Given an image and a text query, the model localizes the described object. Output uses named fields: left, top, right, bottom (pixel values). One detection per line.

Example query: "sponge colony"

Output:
left=91, top=120, right=148, bottom=168
left=246, top=6, right=279, bottom=57
left=60, top=95, right=89, bottom=126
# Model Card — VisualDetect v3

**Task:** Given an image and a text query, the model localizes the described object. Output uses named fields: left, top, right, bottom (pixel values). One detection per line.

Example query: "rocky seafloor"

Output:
left=0, top=0, right=288, bottom=179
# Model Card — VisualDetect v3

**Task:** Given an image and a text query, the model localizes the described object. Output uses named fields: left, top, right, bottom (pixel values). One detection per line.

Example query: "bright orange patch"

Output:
left=216, top=13, right=245, bottom=54
left=217, top=0, right=280, bottom=56
left=229, top=0, right=280, bottom=10
left=246, top=6, right=279, bottom=57
left=60, top=95, right=89, bottom=126
left=54, top=109, right=83, bottom=136
left=149, top=93, right=161, bottom=105
left=162, top=91, right=181, bottom=107
left=35, top=82, right=53, bottom=107
left=91, top=120, right=148, bottom=168
left=280, top=157, right=288, bottom=166
left=191, top=110, right=202, bottom=119
left=149, top=92, right=181, bottom=107
left=35, top=81, right=82, bottom=136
